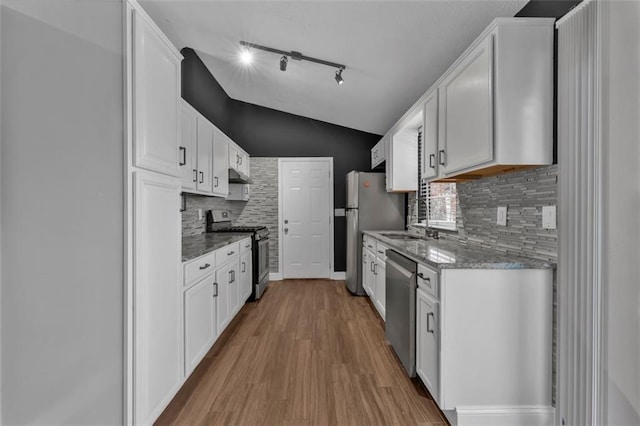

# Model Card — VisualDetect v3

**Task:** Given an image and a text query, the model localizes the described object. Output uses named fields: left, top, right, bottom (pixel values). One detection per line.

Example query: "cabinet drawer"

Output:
left=240, top=237, right=252, bottom=254
left=184, top=251, right=216, bottom=288
left=417, top=264, right=439, bottom=298
left=363, top=236, right=376, bottom=252
left=376, top=242, right=389, bottom=262
left=216, top=242, right=240, bottom=265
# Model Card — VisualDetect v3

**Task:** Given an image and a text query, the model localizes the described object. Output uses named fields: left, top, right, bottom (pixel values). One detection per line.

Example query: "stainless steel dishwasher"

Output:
left=385, top=249, right=417, bottom=377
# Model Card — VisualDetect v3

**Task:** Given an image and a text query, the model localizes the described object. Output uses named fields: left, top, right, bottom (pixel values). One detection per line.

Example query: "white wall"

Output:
left=0, top=0, right=124, bottom=423
left=604, top=1, right=640, bottom=424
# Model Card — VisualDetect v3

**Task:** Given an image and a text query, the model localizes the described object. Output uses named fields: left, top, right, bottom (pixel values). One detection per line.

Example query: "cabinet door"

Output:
left=184, top=276, right=216, bottom=376
left=240, top=251, right=252, bottom=302
left=422, top=92, right=439, bottom=180
left=179, top=102, right=197, bottom=190
left=228, top=262, right=239, bottom=317
left=228, top=142, right=239, bottom=173
left=439, top=36, right=494, bottom=176
left=239, top=151, right=250, bottom=178
left=416, top=288, right=440, bottom=404
left=196, top=117, right=213, bottom=193
left=212, top=128, right=229, bottom=197
left=215, top=262, right=231, bottom=335
left=362, top=250, right=371, bottom=295
left=133, top=171, right=182, bottom=425
left=132, top=10, right=181, bottom=177
left=374, top=260, right=386, bottom=321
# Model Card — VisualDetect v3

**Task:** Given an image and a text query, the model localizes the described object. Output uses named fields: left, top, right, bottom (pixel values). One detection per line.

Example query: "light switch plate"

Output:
left=497, top=206, right=507, bottom=226
left=542, top=205, right=557, bottom=229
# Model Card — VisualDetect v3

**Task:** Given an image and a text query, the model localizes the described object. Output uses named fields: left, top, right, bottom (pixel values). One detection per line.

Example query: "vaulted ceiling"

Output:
left=140, top=0, right=529, bottom=135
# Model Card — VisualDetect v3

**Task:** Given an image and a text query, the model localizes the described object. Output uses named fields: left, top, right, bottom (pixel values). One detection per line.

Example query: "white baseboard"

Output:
left=454, top=406, right=555, bottom=426
left=269, top=272, right=283, bottom=281
left=269, top=272, right=345, bottom=281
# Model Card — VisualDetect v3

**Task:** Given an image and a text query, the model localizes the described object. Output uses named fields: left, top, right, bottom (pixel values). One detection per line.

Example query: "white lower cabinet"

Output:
left=184, top=276, right=216, bottom=376
left=415, top=266, right=555, bottom=426
left=133, top=171, right=182, bottom=425
left=240, top=250, right=252, bottom=302
left=362, top=236, right=387, bottom=321
left=373, top=243, right=388, bottom=321
left=416, top=287, right=440, bottom=404
left=182, top=240, right=249, bottom=381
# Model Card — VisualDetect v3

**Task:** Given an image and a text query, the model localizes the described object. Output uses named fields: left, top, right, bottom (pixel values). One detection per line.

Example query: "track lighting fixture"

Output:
left=239, top=40, right=346, bottom=85
left=335, top=68, right=344, bottom=85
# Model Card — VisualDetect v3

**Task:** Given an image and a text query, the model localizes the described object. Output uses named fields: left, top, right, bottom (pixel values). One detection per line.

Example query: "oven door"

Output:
left=257, top=238, right=270, bottom=283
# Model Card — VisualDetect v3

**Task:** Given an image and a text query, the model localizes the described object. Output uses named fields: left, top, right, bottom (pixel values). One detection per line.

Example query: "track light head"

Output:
left=335, top=68, right=344, bottom=85
left=280, top=55, right=288, bottom=72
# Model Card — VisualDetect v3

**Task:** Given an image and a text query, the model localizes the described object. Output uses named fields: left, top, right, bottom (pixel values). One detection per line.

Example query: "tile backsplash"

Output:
left=182, top=157, right=280, bottom=272
left=410, top=164, right=558, bottom=262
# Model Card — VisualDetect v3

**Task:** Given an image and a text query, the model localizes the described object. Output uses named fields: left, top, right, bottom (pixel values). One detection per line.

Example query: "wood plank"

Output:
left=156, top=279, right=448, bottom=425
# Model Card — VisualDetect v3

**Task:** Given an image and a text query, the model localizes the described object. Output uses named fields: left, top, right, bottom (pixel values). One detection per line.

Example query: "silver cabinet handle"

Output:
left=439, top=150, right=446, bottom=166
left=199, top=263, right=210, bottom=270
left=370, top=262, right=375, bottom=272
left=417, top=273, right=431, bottom=283
left=378, top=250, right=384, bottom=254
left=213, top=282, right=218, bottom=297
left=199, top=171, right=204, bottom=183
left=228, top=250, right=235, bottom=256
left=238, top=156, right=243, bottom=165
left=179, top=147, right=186, bottom=166
left=192, top=169, right=197, bottom=182
left=214, top=176, right=219, bottom=187
left=427, top=312, right=435, bottom=334
left=429, top=153, right=435, bottom=169
left=242, top=262, right=246, bottom=272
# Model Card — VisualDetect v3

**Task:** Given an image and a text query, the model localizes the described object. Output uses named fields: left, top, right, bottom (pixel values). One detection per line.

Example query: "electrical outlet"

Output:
left=497, top=206, right=507, bottom=226
left=198, top=208, right=203, bottom=220
left=542, top=205, right=556, bottom=229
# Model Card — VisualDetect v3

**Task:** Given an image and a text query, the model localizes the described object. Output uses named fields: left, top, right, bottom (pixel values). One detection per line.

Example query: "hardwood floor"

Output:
left=156, top=280, right=448, bottom=425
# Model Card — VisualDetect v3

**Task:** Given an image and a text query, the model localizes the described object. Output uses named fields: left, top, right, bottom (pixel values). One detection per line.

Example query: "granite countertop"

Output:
left=182, top=233, right=251, bottom=262
left=364, top=231, right=555, bottom=270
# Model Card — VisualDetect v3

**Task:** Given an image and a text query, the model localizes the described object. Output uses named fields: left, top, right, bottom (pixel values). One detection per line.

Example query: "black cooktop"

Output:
left=215, top=226, right=267, bottom=233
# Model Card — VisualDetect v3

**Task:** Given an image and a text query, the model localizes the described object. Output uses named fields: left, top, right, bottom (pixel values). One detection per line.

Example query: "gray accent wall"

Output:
left=183, top=158, right=280, bottom=272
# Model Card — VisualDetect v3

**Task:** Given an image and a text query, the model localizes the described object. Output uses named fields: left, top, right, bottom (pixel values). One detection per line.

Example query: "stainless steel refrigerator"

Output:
left=345, top=171, right=405, bottom=295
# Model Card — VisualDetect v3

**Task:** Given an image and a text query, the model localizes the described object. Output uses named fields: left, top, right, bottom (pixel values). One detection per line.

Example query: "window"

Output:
left=417, top=129, right=458, bottom=231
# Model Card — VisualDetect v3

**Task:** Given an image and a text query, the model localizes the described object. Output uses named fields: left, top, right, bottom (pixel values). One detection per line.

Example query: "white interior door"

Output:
left=280, top=159, right=333, bottom=279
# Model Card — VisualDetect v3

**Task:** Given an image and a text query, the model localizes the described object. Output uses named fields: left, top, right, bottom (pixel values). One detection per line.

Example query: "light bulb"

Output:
left=239, top=48, right=253, bottom=65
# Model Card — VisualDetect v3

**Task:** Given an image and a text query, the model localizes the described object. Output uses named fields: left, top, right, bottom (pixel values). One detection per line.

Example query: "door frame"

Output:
left=278, top=157, right=334, bottom=279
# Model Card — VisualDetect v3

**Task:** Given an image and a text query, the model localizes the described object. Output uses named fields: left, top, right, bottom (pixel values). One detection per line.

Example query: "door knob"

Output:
left=284, top=228, right=289, bottom=234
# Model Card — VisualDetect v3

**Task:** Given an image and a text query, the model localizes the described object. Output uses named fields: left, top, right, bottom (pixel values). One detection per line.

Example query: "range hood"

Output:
left=229, top=168, right=251, bottom=184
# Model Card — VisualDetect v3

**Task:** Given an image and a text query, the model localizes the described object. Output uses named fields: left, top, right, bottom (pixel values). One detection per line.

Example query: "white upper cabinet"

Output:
left=439, top=36, right=493, bottom=176
left=179, top=102, right=197, bottom=190
left=131, top=8, right=182, bottom=177
left=421, top=90, right=439, bottom=180
left=371, top=137, right=386, bottom=169
left=437, top=19, right=554, bottom=179
left=179, top=101, right=230, bottom=198
left=380, top=18, right=554, bottom=184
left=196, top=117, right=213, bottom=193
left=387, top=108, right=421, bottom=192
left=212, top=128, right=229, bottom=197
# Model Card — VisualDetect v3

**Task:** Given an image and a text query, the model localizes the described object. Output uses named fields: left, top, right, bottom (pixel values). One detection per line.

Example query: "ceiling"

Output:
left=140, top=0, right=529, bottom=135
